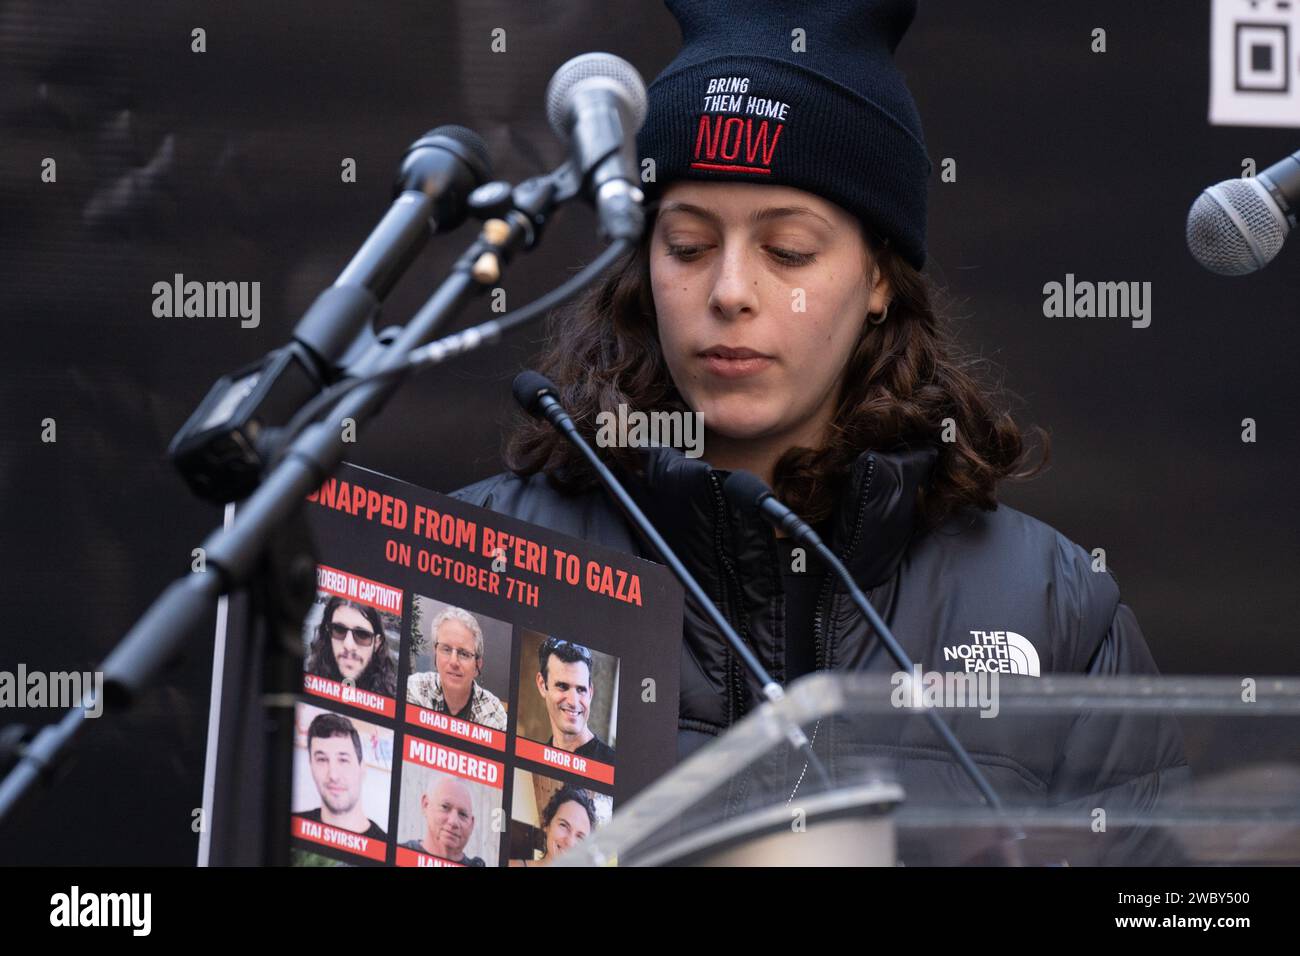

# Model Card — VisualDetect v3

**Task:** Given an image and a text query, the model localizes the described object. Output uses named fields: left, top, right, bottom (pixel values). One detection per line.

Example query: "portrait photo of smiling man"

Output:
left=406, top=601, right=510, bottom=731
left=396, top=768, right=499, bottom=867
left=293, top=708, right=391, bottom=840
left=517, top=634, right=619, bottom=765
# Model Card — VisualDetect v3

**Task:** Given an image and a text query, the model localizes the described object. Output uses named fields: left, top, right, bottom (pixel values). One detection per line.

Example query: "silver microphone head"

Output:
left=1186, top=177, right=1290, bottom=276
left=545, top=52, right=648, bottom=141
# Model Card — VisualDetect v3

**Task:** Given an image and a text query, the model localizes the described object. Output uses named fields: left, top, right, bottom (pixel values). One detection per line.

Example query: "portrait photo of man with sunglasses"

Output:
left=304, top=595, right=400, bottom=698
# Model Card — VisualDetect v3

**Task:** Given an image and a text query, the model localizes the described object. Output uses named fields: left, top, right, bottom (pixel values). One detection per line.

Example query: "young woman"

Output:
left=454, top=0, right=1187, bottom=856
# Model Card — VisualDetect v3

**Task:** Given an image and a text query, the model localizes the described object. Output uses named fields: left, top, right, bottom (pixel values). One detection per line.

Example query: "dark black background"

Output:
left=1, top=2, right=1296, bottom=864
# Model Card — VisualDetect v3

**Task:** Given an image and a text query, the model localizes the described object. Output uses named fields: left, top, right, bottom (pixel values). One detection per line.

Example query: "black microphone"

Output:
left=724, top=469, right=1009, bottom=814
left=295, top=124, right=493, bottom=367
left=169, top=125, right=492, bottom=504
left=545, top=53, right=648, bottom=243
left=512, top=371, right=831, bottom=789
left=1186, top=148, right=1299, bottom=275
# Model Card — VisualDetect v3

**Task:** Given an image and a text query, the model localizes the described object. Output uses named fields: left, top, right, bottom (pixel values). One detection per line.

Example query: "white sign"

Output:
left=1210, top=0, right=1300, bottom=127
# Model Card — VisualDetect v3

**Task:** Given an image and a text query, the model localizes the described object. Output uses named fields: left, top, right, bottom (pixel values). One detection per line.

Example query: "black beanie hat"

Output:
left=635, top=0, right=931, bottom=269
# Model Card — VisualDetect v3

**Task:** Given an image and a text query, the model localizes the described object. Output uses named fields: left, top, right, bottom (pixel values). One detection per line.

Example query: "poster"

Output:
left=282, top=462, right=683, bottom=867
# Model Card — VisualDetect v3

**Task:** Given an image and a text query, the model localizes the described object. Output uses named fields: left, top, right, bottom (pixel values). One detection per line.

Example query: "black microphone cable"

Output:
left=512, top=370, right=833, bottom=793
left=723, top=468, right=1006, bottom=810
left=261, top=237, right=635, bottom=470
left=724, top=469, right=1029, bottom=865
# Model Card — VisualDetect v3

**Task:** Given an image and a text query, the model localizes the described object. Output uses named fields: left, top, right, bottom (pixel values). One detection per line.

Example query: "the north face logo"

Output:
left=690, top=76, right=789, bottom=176
left=942, top=630, right=1041, bottom=676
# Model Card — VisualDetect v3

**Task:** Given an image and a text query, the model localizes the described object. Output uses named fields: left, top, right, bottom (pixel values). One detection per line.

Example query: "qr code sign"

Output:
left=1211, top=0, right=1300, bottom=126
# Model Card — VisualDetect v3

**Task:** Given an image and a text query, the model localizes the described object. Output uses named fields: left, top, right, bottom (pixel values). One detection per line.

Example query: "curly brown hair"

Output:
left=503, top=208, right=1048, bottom=528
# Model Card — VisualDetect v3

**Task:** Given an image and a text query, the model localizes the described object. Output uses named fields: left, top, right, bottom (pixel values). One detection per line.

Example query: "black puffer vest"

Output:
left=453, top=443, right=1188, bottom=860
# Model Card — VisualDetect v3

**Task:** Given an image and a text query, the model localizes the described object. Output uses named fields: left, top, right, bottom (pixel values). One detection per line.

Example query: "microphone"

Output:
left=169, top=125, right=492, bottom=504
left=511, top=371, right=831, bottom=789
left=1186, top=149, right=1299, bottom=275
left=545, top=53, right=648, bottom=243
left=298, top=124, right=493, bottom=366
left=723, top=469, right=1009, bottom=814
